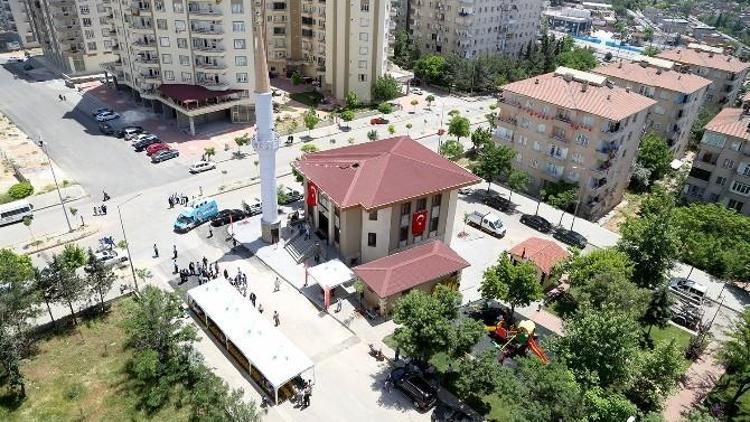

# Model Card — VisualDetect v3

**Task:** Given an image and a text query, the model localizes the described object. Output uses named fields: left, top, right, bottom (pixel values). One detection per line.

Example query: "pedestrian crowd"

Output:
left=93, top=204, right=108, bottom=216
left=168, top=193, right=191, bottom=208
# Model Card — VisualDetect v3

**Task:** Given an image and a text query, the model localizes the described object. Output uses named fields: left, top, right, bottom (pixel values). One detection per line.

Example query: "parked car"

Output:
left=151, top=148, right=179, bottom=163
left=432, top=403, right=478, bottom=422
left=98, top=122, right=120, bottom=135
left=390, top=367, right=438, bottom=413
left=466, top=211, right=506, bottom=237
left=669, top=278, right=708, bottom=305
left=92, top=107, right=113, bottom=117
left=210, top=209, right=247, bottom=226
left=242, top=200, right=262, bottom=216
left=125, top=130, right=148, bottom=141
left=411, top=88, right=423, bottom=95
left=146, top=142, right=170, bottom=156
left=553, top=227, right=588, bottom=249
left=520, top=214, right=552, bottom=233
left=279, top=187, right=303, bottom=204
left=370, top=117, right=389, bottom=125
left=95, top=112, right=120, bottom=122
left=483, top=195, right=514, bottom=212
left=115, top=126, right=144, bottom=139
left=189, top=160, right=216, bottom=174
left=88, top=249, right=128, bottom=270
left=133, top=134, right=161, bottom=151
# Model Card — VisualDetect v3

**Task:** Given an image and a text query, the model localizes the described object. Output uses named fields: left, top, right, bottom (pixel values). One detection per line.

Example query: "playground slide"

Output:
left=527, top=337, right=549, bottom=364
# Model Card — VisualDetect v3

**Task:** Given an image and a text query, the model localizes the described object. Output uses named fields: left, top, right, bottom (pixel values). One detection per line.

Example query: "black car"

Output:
left=98, top=122, right=120, bottom=135
left=211, top=209, right=247, bottom=226
left=553, top=227, right=588, bottom=249
left=115, top=126, right=144, bottom=139
left=520, top=214, right=552, bottom=233
left=391, top=368, right=438, bottom=413
left=432, top=403, right=478, bottom=422
left=483, top=195, right=514, bottom=212
left=279, top=188, right=303, bottom=205
left=133, top=135, right=161, bottom=151
left=151, top=148, right=179, bottom=163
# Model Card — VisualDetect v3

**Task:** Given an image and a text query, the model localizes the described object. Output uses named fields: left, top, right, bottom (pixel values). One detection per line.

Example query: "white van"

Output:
left=669, top=278, right=708, bottom=305
left=0, top=199, right=33, bottom=226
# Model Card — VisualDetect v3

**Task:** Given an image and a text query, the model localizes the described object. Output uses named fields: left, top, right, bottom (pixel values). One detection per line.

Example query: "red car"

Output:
left=370, top=117, right=389, bottom=125
left=146, top=142, right=170, bottom=156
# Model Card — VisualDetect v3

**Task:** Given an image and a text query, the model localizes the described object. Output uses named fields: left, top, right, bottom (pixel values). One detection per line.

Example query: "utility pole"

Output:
left=118, top=193, right=142, bottom=291
left=38, top=134, right=72, bottom=232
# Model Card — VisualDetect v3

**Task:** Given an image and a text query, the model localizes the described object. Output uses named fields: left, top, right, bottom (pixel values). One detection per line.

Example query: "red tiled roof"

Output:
left=295, top=136, right=480, bottom=210
left=158, top=84, right=241, bottom=102
left=657, top=48, right=750, bottom=74
left=509, top=237, right=570, bottom=275
left=353, top=240, right=470, bottom=298
left=594, top=62, right=712, bottom=94
left=501, top=72, right=657, bottom=122
left=704, top=108, right=750, bottom=142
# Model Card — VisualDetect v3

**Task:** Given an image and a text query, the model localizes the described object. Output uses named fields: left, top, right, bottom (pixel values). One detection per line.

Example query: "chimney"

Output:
left=563, top=73, right=573, bottom=83
left=708, top=52, right=714, bottom=58
left=656, top=68, right=662, bottom=75
left=625, top=86, right=630, bottom=93
left=535, top=78, right=539, bottom=84
left=639, top=60, right=648, bottom=67
left=727, top=56, right=732, bottom=62
left=581, top=81, right=588, bottom=92
left=618, top=59, right=623, bottom=68
left=607, top=94, right=611, bottom=100
left=678, top=75, right=682, bottom=79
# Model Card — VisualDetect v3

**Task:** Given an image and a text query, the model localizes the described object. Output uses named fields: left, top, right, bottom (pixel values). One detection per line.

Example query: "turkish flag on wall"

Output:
left=306, top=181, right=318, bottom=206
left=412, top=209, right=428, bottom=236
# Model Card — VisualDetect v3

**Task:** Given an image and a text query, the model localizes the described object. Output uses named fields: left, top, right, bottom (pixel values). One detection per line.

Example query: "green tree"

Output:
left=189, top=364, right=260, bottom=421
left=583, top=387, right=638, bottom=422
left=627, top=339, right=686, bottom=412
left=387, top=124, right=396, bottom=136
left=377, top=102, right=394, bottom=114
left=303, top=108, right=320, bottom=136
left=690, top=105, right=719, bottom=150
left=367, top=129, right=379, bottom=141
left=345, top=91, right=359, bottom=110
left=565, top=248, right=634, bottom=286
left=392, top=285, right=483, bottom=363
left=557, top=46, right=598, bottom=71
left=642, top=45, right=661, bottom=56
left=291, top=71, right=302, bottom=85
left=413, top=54, right=446, bottom=85
left=453, top=349, right=516, bottom=403
left=300, top=143, right=319, bottom=154
left=0, top=329, right=25, bottom=397
left=392, top=30, right=414, bottom=67
left=718, top=308, right=750, bottom=407
left=515, top=357, right=584, bottom=421
left=84, top=249, right=117, bottom=313
left=60, top=243, right=87, bottom=270
left=425, top=94, right=435, bottom=109
left=480, top=253, right=543, bottom=318
left=636, top=132, right=673, bottom=182
left=0, top=249, right=37, bottom=329
left=405, top=122, right=413, bottom=135
left=448, top=115, right=470, bottom=142
left=371, top=74, right=401, bottom=102
left=506, top=170, right=529, bottom=204
left=203, top=147, right=216, bottom=161
left=643, top=27, right=655, bottom=41
left=7, top=181, right=33, bottom=200
left=571, top=272, right=649, bottom=318
left=547, top=183, right=579, bottom=226
left=340, top=109, right=355, bottom=128
left=470, top=127, right=492, bottom=156
left=42, top=254, right=87, bottom=325
left=410, top=99, right=419, bottom=113
left=485, top=112, right=497, bottom=129
left=641, top=285, right=673, bottom=336
left=550, top=307, right=640, bottom=389
left=439, top=139, right=465, bottom=161
left=472, top=141, right=515, bottom=193
left=233, top=133, right=249, bottom=154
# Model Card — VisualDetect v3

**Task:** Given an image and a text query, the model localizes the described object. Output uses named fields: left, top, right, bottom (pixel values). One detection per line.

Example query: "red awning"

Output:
left=158, top=84, right=241, bottom=103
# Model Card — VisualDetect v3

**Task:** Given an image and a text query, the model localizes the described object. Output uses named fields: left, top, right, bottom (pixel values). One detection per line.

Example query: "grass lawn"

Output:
left=289, top=91, right=324, bottom=107
left=650, top=324, right=693, bottom=351
left=0, top=298, right=190, bottom=421
left=706, top=372, right=750, bottom=420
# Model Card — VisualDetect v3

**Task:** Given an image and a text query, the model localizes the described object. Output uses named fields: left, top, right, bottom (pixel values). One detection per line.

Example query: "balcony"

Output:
left=132, top=39, right=157, bottom=50
left=132, top=2, right=151, bottom=11
left=497, top=114, right=517, bottom=126
left=191, top=26, right=224, bottom=36
left=134, top=56, right=159, bottom=66
left=194, top=62, right=227, bottom=71
left=129, top=21, right=153, bottom=33
left=551, top=133, right=569, bottom=144
left=139, top=73, right=161, bottom=82
left=596, top=142, right=619, bottom=157
left=188, top=6, right=222, bottom=16
left=192, top=44, right=225, bottom=54
left=197, top=79, right=229, bottom=89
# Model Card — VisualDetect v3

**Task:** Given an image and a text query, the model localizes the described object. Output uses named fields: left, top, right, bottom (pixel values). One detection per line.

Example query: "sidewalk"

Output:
left=27, top=184, right=87, bottom=210
left=663, top=346, right=724, bottom=421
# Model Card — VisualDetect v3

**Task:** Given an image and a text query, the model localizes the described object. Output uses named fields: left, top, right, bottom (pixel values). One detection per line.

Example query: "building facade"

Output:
left=658, top=44, right=750, bottom=107
left=27, top=0, right=118, bottom=74
left=683, top=106, right=750, bottom=216
left=409, top=0, right=543, bottom=59
left=1, top=0, right=39, bottom=48
left=494, top=67, right=656, bottom=219
left=543, top=7, right=591, bottom=36
left=593, top=59, right=711, bottom=157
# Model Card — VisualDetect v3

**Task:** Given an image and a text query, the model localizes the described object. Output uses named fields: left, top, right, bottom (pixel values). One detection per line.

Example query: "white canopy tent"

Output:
left=187, top=280, right=314, bottom=403
left=306, top=259, right=356, bottom=309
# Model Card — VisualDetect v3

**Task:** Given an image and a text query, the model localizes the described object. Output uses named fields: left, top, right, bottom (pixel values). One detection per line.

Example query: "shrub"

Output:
left=378, top=102, right=394, bottom=114
left=7, top=181, right=33, bottom=199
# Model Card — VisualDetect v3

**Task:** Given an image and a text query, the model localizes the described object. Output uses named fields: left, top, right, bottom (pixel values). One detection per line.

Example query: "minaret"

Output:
left=251, top=6, right=281, bottom=244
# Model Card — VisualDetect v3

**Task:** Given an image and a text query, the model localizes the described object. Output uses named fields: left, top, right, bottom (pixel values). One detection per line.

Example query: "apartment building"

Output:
left=658, top=44, right=750, bottom=106
left=1, top=0, right=39, bottom=48
left=593, top=59, right=711, bottom=156
left=494, top=67, right=657, bottom=219
left=106, top=0, right=258, bottom=134
left=27, top=0, right=117, bottom=74
left=261, top=0, right=392, bottom=103
left=683, top=105, right=750, bottom=216
left=409, top=0, right=543, bottom=59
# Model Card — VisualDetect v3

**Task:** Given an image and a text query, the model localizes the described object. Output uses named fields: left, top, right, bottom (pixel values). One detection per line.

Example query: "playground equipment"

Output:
left=485, top=319, right=549, bottom=364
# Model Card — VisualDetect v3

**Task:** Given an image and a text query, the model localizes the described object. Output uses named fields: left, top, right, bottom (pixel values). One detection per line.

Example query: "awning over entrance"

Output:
left=307, top=259, right=356, bottom=291
left=158, top=84, right=242, bottom=110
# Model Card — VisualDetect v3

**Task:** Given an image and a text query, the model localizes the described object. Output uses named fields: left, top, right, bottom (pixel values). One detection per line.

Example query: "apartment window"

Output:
left=157, top=19, right=167, bottom=30
left=179, top=55, right=189, bottom=65
left=235, top=56, right=247, bottom=66
left=236, top=72, right=248, bottom=83
left=401, top=202, right=411, bottom=216
left=399, top=226, right=408, bottom=242
left=367, top=233, right=376, bottom=247
left=159, top=37, right=170, bottom=47
left=360, top=0, right=369, bottom=11
left=84, top=30, right=95, bottom=39
left=722, top=159, right=735, bottom=169
left=360, top=17, right=370, bottom=26
left=103, top=40, right=112, bottom=49
left=530, top=159, right=538, bottom=168
left=181, top=72, right=192, bottom=82
left=417, top=198, right=427, bottom=210
left=79, top=5, right=90, bottom=14
left=702, top=132, right=726, bottom=148
left=233, top=21, right=245, bottom=32
left=175, top=20, right=186, bottom=32
left=274, top=27, right=286, bottom=35
left=429, top=213, right=439, bottom=233
left=173, top=1, right=184, bottom=12
left=532, top=141, right=541, bottom=151
left=730, top=181, right=750, bottom=196
left=231, top=0, right=243, bottom=13
left=716, top=176, right=727, bottom=185
left=164, top=70, right=174, bottom=80
left=160, top=53, right=172, bottom=64
left=728, top=199, right=745, bottom=212
left=86, top=42, right=97, bottom=51
left=575, top=133, right=588, bottom=146
left=82, top=18, right=92, bottom=27
left=358, top=74, right=367, bottom=82
left=368, top=211, right=377, bottom=221
left=359, top=46, right=368, bottom=55
left=177, top=38, right=188, bottom=48
left=234, top=39, right=246, bottom=49
left=96, top=4, right=106, bottom=13
left=358, top=60, right=367, bottom=69
left=359, top=32, right=369, bottom=41
left=536, top=123, right=546, bottom=134
left=571, top=152, right=583, bottom=164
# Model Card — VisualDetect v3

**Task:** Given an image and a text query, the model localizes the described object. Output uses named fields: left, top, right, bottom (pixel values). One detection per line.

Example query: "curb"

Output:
left=17, top=224, right=100, bottom=255
left=31, top=191, right=90, bottom=213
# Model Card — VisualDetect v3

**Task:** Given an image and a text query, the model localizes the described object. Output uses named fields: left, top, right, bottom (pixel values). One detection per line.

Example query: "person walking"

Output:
left=249, top=292, right=256, bottom=307
left=168, top=197, right=174, bottom=208
left=223, top=268, right=229, bottom=279
left=153, top=244, right=159, bottom=258
left=189, top=262, right=195, bottom=275
left=199, top=185, right=203, bottom=196
left=101, top=204, right=107, bottom=215
left=335, top=298, right=342, bottom=313
left=172, top=245, right=178, bottom=259
left=258, top=303, right=264, bottom=314
left=208, top=227, right=213, bottom=238
left=214, top=261, right=219, bottom=274
left=173, top=262, right=179, bottom=274
left=202, top=256, right=208, bottom=268
left=274, top=277, right=281, bottom=292
left=273, top=311, right=280, bottom=326
left=93, top=206, right=99, bottom=216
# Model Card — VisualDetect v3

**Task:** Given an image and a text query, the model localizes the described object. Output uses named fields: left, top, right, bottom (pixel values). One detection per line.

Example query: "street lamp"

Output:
left=38, top=135, right=73, bottom=232
left=118, top=192, right=142, bottom=292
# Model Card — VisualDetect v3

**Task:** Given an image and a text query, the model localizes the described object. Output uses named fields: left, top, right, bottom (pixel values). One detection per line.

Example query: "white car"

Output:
left=7, top=56, right=25, bottom=63
left=96, top=112, right=120, bottom=122
left=189, top=160, right=216, bottom=174
left=412, top=88, right=423, bottom=95
left=91, top=249, right=128, bottom=269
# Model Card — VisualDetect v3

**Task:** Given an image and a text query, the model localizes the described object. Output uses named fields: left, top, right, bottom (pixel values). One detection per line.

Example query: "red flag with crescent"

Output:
left=412, top=209, right=428, bottom=236
left=307, top=181, right=318, bottom=206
